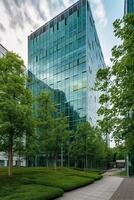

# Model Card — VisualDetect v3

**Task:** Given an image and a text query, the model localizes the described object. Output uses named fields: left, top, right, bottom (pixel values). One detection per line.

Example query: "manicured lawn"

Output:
left=0, top=167, right=102, bottom=200
left=116, top=170, right=127, bottom=177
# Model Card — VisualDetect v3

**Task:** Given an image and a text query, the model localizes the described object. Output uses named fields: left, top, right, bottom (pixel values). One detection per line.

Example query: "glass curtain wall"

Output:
left=28, top=0, right=87, bottom=129
left=28, top=0, right=105, bottom=129
left=125, top=0, right=134, bottom=13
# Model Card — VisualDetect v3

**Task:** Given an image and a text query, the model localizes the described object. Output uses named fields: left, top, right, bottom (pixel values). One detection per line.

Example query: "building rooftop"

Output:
left=28, top=0, right=92, bottom=40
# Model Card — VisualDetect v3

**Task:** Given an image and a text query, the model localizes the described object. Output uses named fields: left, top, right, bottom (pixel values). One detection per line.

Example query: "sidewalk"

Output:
left=103, top=168, right=122, bottom=176
left=55, top=176, right=123, bottom=200
left=110, top=178, right=134, bottom=200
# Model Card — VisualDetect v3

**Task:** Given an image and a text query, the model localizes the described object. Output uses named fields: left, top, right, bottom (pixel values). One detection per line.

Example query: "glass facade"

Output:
left=124, top=0, right=134, bottom=14
left=28, top=0, right=105, bottom=129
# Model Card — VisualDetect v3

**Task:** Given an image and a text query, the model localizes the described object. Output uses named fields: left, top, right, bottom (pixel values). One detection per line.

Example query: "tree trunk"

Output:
left=84, top=157, right=86, bottom=170
left=46, top=153, right=49, bottom=168
left=91, top=160, right=93, bottom=168
left=61, top=144, right=63, bottom=167
left=86, top=155, right=88, bottom=169
left=8, top=135, right=13, bottom=177
left=75, top=160, right=77, bottom=168
left=35, top=155, right=37, bottom=167
left=18, top=154, right=21, bottom=167
left=68, top=151, right=70, bottom=167
left=54, top=154, right=57, bottom=170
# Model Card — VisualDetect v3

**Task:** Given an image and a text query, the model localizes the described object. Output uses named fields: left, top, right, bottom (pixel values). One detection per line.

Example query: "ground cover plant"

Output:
left=115, top=170, right=127, bottom=177
left=0, top=167, right=102, bottom=200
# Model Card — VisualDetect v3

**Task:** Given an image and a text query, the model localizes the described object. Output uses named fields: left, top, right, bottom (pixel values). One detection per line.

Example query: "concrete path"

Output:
left=103, top=168, right=122, bottom=176
left=55, top=176, right=124, bottom=200
left=110, top=178, right=134, bottom=200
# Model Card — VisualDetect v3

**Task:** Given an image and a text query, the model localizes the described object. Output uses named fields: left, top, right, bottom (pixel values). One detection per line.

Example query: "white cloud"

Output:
left=90, top=0, right=108, bottom=27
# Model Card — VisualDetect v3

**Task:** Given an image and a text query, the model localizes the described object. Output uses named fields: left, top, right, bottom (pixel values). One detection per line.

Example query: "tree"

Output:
left=36, top=91, right=55, bottom=167
left=48, top=115, right=69, bottom=169
left=69, top=122, right=106, bottom=169
left=95, top=14, right=134, bottom=153
left=113, top=145, right=126, bottom=161
left=91, top=128, right=107, bottom=166
left=0, top=52, right=34, bottom=176
left=36, top=91, right=70, bottom=168
left=25, top=132, right=39, bottom=166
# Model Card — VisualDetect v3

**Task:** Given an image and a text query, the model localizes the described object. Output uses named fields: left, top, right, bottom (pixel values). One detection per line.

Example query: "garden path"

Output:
left=55, top=175, right=124, bottom=200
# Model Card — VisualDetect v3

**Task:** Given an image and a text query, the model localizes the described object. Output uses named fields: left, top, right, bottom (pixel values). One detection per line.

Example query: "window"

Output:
left=81, top=0, right=86, bottom=6
left=73, top=60, right=77, bottom=66
left=36, top=55, right=38, bottom=62
left=77, top=10, right=79, bottom=17
left=61, top=14, right=64, bottom=21
left=0, top=160, right=5, bottom=166
left=87, top=1, right=89, bottom=10
left=74, top=66, right=78, bottom=75
left=57, top=23, right=59, bottom=30
left=79, top=56, right=86, bottom=64
left=65, top=18, right=67, bottom=25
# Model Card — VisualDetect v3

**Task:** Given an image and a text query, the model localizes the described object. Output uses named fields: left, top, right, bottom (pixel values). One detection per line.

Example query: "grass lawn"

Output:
left=0, top=167, right=103, bottom=200
left=116, top=170, right=127, bottom=177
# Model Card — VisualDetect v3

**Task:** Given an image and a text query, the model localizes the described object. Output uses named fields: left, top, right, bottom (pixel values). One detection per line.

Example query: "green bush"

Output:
left=34, top=175, right=94, bottom=191
left=0, top=185, right=63, bottom=200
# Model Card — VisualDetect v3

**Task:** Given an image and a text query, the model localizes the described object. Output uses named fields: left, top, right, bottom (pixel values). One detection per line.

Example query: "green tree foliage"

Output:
left=113, top=145, right=126, bottom=161
left=34, top=90, right=108, bottom=169
left=36, top=91, right=55, bottom=166
left=36, top=91, right=70, bottom=168
left=48, top=116, right=69, bottom=168
left=95, top=14, right=134, bottom=153
left=0, top=52, right=34, bottom=176
left=69, top=122, right=107, bottom=169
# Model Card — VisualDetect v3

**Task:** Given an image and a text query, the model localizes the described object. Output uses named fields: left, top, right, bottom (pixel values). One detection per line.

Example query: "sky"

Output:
left=0, top=0, right=124, bottom=66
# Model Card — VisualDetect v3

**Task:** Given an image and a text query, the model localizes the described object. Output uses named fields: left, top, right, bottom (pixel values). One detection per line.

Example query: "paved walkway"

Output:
left=55, top=176, right=124, bottom=200
left=110, top=178, right=134, bottom=200
left=103, top=168, right=122, bottom=176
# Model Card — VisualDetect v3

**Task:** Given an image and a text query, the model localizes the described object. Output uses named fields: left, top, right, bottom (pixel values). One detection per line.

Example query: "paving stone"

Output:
left=55, top=176, right=123, bottom=200
left=110, top=178, right=134, bottom=200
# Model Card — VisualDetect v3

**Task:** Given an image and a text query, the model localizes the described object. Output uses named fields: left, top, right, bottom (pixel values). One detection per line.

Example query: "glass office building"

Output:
left=124, top=0, right=134, bottom=14
left=28, top=0, right=105, bottom=129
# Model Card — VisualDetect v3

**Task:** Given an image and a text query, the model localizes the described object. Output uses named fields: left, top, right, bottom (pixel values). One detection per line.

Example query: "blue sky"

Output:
left=97, top=0, right=124, bottom=65
left=0, top=0, right=124, bottom=66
